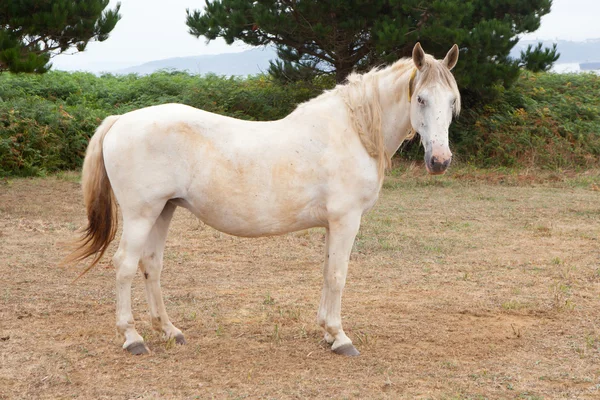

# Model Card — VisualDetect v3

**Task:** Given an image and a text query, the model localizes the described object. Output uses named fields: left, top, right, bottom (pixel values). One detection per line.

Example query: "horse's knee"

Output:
left=324, top=272, right=346, bottom=291
left=326, top=281, right=344, bottom=293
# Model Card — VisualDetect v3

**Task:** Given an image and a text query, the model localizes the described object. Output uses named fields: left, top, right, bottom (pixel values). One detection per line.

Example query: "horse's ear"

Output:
left=443, top=44, right=459, bottom=71
left=412, top=42, right=426, bottom=71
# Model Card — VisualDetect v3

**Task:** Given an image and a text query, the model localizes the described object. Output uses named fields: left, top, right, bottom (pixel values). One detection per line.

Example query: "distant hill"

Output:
left=112, top=39, right=600, bottom=76
left=511, top=39, right=600, bottom=63
left=115, top=47, right=277, bottom=76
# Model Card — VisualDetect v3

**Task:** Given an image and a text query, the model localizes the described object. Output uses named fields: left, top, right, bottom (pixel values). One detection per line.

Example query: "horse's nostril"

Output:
left=428, top=156, right=450, bottom=174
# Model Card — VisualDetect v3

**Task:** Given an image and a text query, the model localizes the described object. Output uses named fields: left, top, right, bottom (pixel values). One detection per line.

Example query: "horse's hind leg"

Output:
left=138, top=202, right=185, bottom=344
left=113, top=206, right=164, bottom=355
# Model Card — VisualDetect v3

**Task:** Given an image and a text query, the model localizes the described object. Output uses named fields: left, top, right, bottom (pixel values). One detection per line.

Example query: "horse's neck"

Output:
left=382, top=108, right=413, bottom=158
left=379, top=69, right=414, bottom=158
left=285, top=73, right=413, bottom=158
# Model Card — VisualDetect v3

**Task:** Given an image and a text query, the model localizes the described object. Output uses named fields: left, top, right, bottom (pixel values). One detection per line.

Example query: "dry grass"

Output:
left=1, top=165, right=600, bottom=399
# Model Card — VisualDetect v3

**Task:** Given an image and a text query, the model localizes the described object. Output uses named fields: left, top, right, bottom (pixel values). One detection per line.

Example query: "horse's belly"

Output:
left=176, top=193, right=326, bottom=238
left=207, top=215, right=323, bottom=237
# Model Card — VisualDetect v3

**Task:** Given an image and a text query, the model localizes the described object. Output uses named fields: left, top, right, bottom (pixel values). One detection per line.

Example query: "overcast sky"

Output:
left=52, top=0, right=600, bottom=72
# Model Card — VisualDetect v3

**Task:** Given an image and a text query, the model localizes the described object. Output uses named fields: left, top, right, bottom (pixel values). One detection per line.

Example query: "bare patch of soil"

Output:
left=1, top=169, right=599, bottom=399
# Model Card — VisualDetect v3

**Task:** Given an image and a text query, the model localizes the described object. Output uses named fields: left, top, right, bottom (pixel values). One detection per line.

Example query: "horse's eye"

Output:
left=417, top=96, right=426, bottom=106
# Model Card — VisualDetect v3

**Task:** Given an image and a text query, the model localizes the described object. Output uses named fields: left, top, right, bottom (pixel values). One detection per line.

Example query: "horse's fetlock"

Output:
left=116, top=320, right=133, bottom=333
left=327, top=325, right=342, bottom=336
left=152, top=316, right=162, bottom=330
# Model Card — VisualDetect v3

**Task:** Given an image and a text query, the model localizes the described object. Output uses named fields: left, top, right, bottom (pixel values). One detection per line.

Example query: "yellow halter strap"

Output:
left=408, top=68, right=418, bottom=102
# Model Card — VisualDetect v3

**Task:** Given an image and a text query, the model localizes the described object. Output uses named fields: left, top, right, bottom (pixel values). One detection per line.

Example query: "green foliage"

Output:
left=451, top=71, right=600, bottom=169
left=520, top=43, right=560, bottom=72
left=267, top=46, right=330, bottom=84
left=0, top=70, right=598, bottom=177
left=186, top=0, right=557, bottom=95
left=0, top=0, right=121, bottom=73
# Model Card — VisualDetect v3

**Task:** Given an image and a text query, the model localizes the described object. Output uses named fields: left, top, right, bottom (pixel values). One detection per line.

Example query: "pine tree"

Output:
left=186, top=0, right=558, bottom=96
left=519, top=43, right=560, bottom=72
left=0, top=1, right=121, bottom=73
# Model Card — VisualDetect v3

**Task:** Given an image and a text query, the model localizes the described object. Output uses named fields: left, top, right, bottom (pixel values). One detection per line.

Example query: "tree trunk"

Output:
left=335, top=62, right=354, bottom=83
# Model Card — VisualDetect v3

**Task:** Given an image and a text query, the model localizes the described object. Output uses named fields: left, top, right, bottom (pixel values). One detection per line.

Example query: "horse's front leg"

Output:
left=317, top=213, right=362, bottom=356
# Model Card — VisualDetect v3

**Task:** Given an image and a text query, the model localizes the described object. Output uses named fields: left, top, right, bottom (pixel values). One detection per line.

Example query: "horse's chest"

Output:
left=361, top=190, right=381, bottom=214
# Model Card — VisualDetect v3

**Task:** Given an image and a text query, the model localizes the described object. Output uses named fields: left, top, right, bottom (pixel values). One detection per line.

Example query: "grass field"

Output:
left=1, top=165, right=599, bottom=399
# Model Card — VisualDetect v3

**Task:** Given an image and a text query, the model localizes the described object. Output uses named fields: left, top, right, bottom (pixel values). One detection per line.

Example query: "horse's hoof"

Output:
left=126, top=342, right=149, bottom=355
left=175, top=333, right=186, bottom=345
left=332, top=343, right=360, bottom=356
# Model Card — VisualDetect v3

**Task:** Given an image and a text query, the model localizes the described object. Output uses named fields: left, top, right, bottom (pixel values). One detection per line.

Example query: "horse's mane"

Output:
left=336, top=66, right=388, bottom=183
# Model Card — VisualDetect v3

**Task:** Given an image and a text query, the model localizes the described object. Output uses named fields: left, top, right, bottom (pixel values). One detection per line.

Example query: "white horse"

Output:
left=65, top=43, right=461, bottom=356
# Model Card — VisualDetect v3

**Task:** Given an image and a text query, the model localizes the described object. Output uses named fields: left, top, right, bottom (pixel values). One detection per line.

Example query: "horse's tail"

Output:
left=63, top=115, right=120, bottom=279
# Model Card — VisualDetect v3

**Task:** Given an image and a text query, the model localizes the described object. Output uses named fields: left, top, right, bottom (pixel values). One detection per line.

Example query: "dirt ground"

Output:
left=1, top=165, right=600, bottom=399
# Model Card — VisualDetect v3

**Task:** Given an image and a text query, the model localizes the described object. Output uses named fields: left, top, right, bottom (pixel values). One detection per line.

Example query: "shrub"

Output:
left=453, top=71, right=600, bottom=169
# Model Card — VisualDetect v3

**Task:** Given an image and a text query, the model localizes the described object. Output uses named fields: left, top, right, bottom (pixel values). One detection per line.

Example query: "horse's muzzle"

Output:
left=426, top=155, right=451, bottom=175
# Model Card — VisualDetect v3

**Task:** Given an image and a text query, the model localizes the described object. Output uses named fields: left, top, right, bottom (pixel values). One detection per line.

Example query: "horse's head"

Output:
left=409, top=43, right=460, bottom=175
